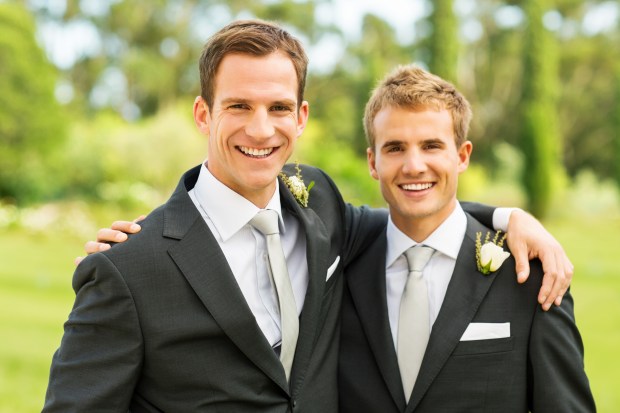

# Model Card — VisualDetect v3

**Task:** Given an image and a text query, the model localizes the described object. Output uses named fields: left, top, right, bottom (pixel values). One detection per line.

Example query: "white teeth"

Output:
left=401, top=183, right=433, bottom=191
left=239, top=146, right=274, bottom=157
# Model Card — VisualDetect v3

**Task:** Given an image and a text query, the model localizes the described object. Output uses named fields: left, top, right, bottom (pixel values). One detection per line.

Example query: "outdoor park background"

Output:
left=1, top=0, right=619, bottom=411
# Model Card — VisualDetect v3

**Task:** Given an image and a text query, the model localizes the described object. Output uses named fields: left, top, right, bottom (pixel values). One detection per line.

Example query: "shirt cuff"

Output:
left=492, top=208, right=518, bottom=232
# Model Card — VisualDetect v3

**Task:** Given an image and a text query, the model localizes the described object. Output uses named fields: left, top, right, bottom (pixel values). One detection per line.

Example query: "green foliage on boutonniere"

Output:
left=279, top=162, right=314, bottom=207
left=475, top=230, right=510, bottom=274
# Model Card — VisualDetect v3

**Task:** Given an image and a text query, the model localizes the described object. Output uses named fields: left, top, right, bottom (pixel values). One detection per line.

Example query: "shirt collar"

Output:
left=193, top=162, right=284, bottom=241
left=386, top=202, right=467, bottom=267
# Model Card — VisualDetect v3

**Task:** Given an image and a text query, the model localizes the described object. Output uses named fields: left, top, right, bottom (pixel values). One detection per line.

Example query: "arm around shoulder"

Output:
left=342, top=204, right=388, bottom=266
left=44, top=253, right=143, bottom=412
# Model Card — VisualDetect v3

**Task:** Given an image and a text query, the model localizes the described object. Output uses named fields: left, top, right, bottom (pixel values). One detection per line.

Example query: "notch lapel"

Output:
left=279, top=178, right=331, bottom=395
left=347, top=231, right=407, bottom=412
left=406, top=215, right=502, bottom=412
left=164, top=167, right=288, bottom=393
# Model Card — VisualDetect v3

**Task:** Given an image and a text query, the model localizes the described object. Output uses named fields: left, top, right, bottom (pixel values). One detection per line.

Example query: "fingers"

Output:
left=96, top=228, right=128, bottom=243
left=110, top=220, right=142, bottom=234
left=85, top=240, right=111, bottom=254
left=133, top=215, right=146, bottom=223
left=553, top=255, right=573, bottom=306
left=510, top=239, right=530, bottom=284
left=538, top=247, right=572, bottom=311
left=538, top=273, right=555, bottom=311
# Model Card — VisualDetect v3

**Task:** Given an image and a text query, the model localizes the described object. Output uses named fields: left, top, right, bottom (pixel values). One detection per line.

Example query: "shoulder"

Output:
left=281, top=163, right=344, bottom=209
left=281, top=163, right=336, bottom=190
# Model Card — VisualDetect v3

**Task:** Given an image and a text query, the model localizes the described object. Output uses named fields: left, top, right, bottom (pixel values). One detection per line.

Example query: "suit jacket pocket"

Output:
left=453, top=336, right=514, bottom=356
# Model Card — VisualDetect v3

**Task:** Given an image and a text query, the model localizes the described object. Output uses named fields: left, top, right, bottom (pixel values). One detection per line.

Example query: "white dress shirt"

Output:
left=385, top=203, right=512, bottom=345
left=188, top=163, right=308, bottom=347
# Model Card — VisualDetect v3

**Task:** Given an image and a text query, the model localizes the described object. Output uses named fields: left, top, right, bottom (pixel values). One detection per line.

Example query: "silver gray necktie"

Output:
left=397, top=245, right=434, bottom=401
left=250, top=209, right=299, bottom=382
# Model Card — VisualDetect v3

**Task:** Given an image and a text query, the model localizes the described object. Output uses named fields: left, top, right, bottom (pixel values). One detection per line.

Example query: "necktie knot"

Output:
left=404, top=245, right=434, bottom=275
left=250, top=209, right=280, bottom=236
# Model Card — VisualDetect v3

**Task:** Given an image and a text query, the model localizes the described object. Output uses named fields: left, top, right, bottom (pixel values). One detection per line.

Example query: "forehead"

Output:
left=212, top=52, right=298, bottom=103
left=373, top=106, right=454, bottom=141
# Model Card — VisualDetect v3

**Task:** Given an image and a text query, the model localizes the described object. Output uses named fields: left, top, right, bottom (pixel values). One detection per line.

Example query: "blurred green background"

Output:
left=1, top=0, right=619, bottom=411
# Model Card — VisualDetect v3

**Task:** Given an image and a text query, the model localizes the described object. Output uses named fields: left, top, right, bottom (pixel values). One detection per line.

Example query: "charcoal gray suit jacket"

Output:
left=44, top=164, right=386, bottom=412
left=339, top=212, right=595, bottom=413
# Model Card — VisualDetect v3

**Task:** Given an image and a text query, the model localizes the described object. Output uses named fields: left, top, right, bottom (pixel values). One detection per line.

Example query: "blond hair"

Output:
left=364, top=65, right=472, bottom=148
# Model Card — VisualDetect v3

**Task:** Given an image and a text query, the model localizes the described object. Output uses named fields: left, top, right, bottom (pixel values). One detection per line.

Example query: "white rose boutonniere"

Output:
left=475, top=231, right=510, bottom=275
left=280, top=162, right=314, bottom=207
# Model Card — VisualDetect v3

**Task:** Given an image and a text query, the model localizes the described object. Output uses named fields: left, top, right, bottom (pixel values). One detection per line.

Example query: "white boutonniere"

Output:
left=280, top=162, right=314, bottom=207
left=475, top=231, right=510, bottom=274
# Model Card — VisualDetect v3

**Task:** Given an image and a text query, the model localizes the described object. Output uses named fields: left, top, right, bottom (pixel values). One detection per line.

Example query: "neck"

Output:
left=392, top=200, right=457, bottom=242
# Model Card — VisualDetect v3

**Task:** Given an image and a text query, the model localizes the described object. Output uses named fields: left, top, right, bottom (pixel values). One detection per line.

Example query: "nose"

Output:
left=402, top=149, right=427, bottom=175
left=245, top=108, right=275, bottom=139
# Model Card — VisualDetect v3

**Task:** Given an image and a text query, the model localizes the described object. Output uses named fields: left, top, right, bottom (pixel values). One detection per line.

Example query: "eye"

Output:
left=271, top=105, right=293, bottom=112
left=386, top=145, right=403, bottom=153
left=228, top=103, right=249, bottom=110
left=423, top=142, right=443, bottom=150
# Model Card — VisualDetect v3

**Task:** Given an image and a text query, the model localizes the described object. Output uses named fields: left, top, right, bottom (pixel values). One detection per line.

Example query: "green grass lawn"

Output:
left=1, top=218, right=618, bottom=412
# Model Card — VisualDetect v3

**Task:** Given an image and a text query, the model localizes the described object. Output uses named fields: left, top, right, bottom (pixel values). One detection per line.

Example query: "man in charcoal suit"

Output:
left=339, top=65, right=595, bottom=412
left=44, top=19, right=389, bottom=412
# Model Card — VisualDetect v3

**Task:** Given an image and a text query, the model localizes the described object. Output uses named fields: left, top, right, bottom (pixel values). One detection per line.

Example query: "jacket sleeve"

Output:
left=460, top=201, right=497, bottom=229
left=341, top=204, right=388, bottom=267
left=43, top=253, right=143, bottom=412
left=528, top=286, right=596, bottom=412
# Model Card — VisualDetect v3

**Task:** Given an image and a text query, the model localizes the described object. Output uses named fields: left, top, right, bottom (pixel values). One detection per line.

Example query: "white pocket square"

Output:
left=326, top=256, right=341, bottom=281
left=460, top=322, right=510, bottom=341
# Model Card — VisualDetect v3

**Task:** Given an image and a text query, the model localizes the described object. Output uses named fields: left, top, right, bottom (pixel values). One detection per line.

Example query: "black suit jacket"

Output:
left=339, top=212, right=595, bottom=412
left=44, top=164, right=386, bottom=412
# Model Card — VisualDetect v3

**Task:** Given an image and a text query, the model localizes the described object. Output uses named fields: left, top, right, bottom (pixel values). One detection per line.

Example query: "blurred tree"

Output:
left=29, top=0, right=330, bottom=119
left=428, top=0, right=458, bottom=83
left=456, top=1, right=525, bottom=168
left=308, top=14, right=412, bottom=155
left=558, top=31, right=618, bottom=182
left=614, top=62, right=620, bottom=186
left=0, top=3, right=67, bottom=204
left=519, top=0, right=562, bottom=217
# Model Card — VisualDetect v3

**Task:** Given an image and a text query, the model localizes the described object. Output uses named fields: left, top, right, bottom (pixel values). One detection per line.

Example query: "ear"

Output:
left=193, top=96, right=210, bottom=135
left=367, top=147, right=379, bottom=180
left=457, top=140, right=473, bottom=174
left=295, top=100, right=310, bottom=138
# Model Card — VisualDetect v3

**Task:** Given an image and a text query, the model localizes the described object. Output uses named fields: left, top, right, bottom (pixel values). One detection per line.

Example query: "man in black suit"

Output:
left=44, top=19, right=388, bottom=412
left=339, top=65, right=595, bottom=412
left=47, top=20, right=573, bottom=412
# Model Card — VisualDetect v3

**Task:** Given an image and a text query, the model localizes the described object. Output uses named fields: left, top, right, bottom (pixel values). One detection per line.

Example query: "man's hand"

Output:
left=74, top=216, right=145, bottom=265
left=506, top=209, right=573, bottom=311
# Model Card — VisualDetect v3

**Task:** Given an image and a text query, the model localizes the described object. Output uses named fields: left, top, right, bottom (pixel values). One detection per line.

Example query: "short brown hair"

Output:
left=199, top=19, right=308, bottom=109
left=364, top=65, right=472, bottom=149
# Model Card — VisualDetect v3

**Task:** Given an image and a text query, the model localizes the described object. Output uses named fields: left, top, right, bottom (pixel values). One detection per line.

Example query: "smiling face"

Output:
left=367, top=106, right=472, bottom=241
left=193, top=51, right=308, bottom=207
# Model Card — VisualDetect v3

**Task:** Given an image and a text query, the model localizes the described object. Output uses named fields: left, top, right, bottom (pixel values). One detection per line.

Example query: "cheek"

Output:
left=280, top=113, right=302, bottom=135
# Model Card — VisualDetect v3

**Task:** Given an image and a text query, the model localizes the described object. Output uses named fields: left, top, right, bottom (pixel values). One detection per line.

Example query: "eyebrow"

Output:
left=220, top=97, right=297, bottom=107
left=421, top=138, right=445, bottom=145
left=381, top=139, right=404, bottom=149
left=380, top=137, right=446, bottom=149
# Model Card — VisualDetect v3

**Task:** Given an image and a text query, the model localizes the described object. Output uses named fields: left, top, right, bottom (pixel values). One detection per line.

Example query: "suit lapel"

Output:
left=279, top=178, right=331, bottom=395
left=165, top=167, right=288, bottom=393
left=406, top=215, right=500, bottom=412
left=347, top=231, right=407, bottom=412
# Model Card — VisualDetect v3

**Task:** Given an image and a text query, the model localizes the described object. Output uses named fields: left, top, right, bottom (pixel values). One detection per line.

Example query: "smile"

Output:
left=238, top=146, right=275, bottom=158
left=401, top=182, right=434, bottom=191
